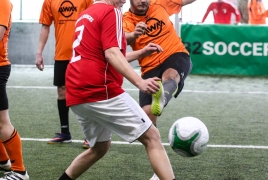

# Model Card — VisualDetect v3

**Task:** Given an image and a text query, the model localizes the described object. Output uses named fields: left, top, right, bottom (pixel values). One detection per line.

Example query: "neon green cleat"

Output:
left=151, top=81, right=165, bottom=116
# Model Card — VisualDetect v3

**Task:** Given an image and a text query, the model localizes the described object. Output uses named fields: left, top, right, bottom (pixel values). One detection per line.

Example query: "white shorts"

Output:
left=70, top=92, right=152, bottom=147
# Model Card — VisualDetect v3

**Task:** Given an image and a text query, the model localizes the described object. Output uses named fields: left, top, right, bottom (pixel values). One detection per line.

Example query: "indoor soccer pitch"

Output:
left=3, top=65, right=268, bottom=180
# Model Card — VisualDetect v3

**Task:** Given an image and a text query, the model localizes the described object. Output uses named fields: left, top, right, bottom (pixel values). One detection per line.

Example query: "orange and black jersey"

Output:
left=0, top=0, right=12, bottom=66
left=248, top=0, right=268, bottom=24
left=39, top=0, right=93, bottom=61
left=123, top=0, right=188, bottom=75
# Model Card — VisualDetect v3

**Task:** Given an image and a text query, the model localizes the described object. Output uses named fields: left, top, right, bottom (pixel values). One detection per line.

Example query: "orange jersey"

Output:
left=123, top=0, right=188, bottom=75
left=248, top=0, right=268, bottom=24
left=39, top=0, right=93, bottom=60
left=0, top=0, right=12, bottom=66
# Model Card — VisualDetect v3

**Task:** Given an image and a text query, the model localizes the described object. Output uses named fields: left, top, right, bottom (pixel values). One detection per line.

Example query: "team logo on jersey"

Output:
left=144, top=18, right=165, bottom=37
left=58, top=0, right=77, bottom=18
left=222, top=9, right=227, bottom=14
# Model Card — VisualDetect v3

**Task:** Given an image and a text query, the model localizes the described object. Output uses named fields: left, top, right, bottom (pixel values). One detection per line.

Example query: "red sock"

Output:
left=2, top=129, right=25, bottom=172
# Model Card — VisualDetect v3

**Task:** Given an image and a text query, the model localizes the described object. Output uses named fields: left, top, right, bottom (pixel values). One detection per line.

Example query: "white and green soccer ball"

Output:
left=168, top=117, right=209, bottom=157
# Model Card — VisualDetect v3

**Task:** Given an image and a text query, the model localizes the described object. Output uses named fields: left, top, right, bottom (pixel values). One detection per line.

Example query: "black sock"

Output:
left=163, top=79, right=178, bottom=106
left=58, top=172, right=73, bottom=180
left=57, top=99, right=70, bottom=134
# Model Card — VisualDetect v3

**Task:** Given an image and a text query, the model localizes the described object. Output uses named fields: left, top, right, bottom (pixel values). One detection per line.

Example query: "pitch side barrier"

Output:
left=180, top=23, right=268, bottom=76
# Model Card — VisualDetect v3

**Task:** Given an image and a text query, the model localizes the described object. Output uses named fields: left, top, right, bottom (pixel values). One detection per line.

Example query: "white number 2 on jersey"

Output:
left=70, top=25, right=84, bottom=63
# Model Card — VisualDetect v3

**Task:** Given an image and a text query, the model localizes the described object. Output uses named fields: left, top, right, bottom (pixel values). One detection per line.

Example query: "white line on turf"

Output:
left=7, top=86, right=268, bottom=94
left=7, top=86, right=55, bottom=89
left=21, top=138, right=268, bottom=149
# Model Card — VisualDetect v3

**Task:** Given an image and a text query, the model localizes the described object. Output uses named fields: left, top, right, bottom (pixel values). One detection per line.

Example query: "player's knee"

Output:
left=0, top=110, right=10, bottom=125
left=162, top=68, right=180, bottom=83
left=139, top=125, right=161, bottom=146
left=91, top=141, right=110, bottom=158
left=57, top=86, right=66, bottom=99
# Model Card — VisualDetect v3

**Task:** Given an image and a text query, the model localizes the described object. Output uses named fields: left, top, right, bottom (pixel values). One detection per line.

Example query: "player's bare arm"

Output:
left=36, top=24, right=50, bottom=71
left=182, top=0, right=196, bottom=6
left=125, top=22, right=146, bottom=45
left=126, top=43, right=163, bottom=62
left=105, top=47, right=160, bottom=94
left=0, top=25, right=6, bottom=40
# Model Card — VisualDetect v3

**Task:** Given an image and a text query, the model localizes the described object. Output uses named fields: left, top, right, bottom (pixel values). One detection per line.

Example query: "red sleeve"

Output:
left=101, top=8, right=123, bottom=51
left=202, top=3, right=213, bottom=22
left=39, top=0, right=53, bottom=26
left=228, top=3, right=241, bottom=23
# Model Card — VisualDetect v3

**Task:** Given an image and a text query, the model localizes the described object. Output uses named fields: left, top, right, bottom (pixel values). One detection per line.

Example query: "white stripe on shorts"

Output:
left=70, top=92, right=152, bottom=147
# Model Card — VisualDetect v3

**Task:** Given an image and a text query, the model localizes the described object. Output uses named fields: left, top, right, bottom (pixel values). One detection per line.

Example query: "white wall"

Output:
left=122, top=0, right=268, bottom=24
left=10, top=0, right=268, bottom=23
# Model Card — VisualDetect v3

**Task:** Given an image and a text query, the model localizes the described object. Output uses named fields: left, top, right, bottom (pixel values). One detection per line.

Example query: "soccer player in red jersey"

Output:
left=58, top=0, right=176, bottom=179
left=0, top=0, right=29, bottom=179
left=202, top=0, right=241, bottom=24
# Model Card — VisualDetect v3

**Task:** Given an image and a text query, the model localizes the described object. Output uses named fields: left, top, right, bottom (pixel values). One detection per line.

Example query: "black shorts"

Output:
left=0, top=65, right=11, bottom=111
left=53, top=60, right=69, bottom=86
left=139, top=52, right=192, bottom=107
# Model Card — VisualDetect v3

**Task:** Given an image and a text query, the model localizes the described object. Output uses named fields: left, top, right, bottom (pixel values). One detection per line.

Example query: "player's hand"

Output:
left=140, top=43, right=163, bottom=58
left=36, top=53, right=44, bottom=71
left=137, top=77, right=161, bottom=94
left=133, top=22, right=147, bottom=38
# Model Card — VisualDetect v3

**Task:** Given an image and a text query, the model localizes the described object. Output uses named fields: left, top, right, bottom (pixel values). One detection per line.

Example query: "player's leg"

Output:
left=58, top=104, right=112, bottom=180
left=140, top=67, right=161, bottom=125
left=48, top=60, right=72, bottom=144
left=89, top=92, right=174, bottom=179
left=161, top=52, right=192, bottom=107
left=0, top=65, right=29, bottom=180
left=138, top=125, right=175, bottom=180
left=0, top=140, right=11, bottom=172
left=151, top=52, right=192, bottom=116
left=60, top=141, right=110, bottom=180
left=0, top=65, right=12, bottom=172
left=139, top=93, right=174, bottom=179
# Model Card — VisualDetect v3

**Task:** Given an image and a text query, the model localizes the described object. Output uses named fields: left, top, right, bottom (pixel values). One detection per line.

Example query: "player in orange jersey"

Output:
left=248, top=0, right=268, bottom=24
left=36, top=0, right=93, bottom=148
left=0, top=0, right=29, bottom=179
left=123, top=0, right=196, bottom=179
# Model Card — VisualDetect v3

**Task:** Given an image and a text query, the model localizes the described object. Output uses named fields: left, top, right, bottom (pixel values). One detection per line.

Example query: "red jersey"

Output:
left=0, top=0, right=12, bottom=66
left=202, top=1, right=241, bottom=24
left=66, top=2, right=126, bottom=106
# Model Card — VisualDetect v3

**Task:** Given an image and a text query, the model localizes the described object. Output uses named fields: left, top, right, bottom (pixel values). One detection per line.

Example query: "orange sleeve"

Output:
left=39, top=0, right=53, bottom=26
left=0, top=0, right=11, bottom=28
left=157, top=0, right=183, bottom=15
left=251, top=0, right=266, bottom=19
left=86, top=0, right=94, bottom=8
left=265, top=10, right=268, bottom=17
left=122, top=13, right=136, bottom=33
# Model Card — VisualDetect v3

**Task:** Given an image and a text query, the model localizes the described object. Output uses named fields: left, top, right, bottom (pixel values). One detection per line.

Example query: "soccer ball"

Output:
left=168, top=117, right=209, bottom=157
